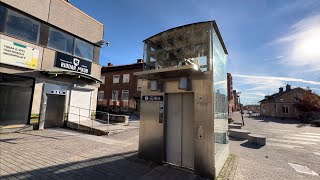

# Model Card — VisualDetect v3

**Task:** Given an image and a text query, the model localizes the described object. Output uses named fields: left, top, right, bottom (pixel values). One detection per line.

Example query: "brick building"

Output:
left=97, top=59, right=144, bottom=114
left=227, top=73, right=235, bottom=114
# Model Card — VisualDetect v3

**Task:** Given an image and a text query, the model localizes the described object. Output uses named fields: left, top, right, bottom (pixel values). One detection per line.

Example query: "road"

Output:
left=230, top=112, right=320, bottom=180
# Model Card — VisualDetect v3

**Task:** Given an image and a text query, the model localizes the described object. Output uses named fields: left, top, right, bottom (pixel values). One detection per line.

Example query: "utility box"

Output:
left=134, top=21, right=229, bottom=179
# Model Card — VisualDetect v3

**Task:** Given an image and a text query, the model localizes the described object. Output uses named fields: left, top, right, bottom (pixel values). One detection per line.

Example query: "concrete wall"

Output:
left=0, top=0, right=51, bottom=21
left=48, top=0, right=103, bottom=43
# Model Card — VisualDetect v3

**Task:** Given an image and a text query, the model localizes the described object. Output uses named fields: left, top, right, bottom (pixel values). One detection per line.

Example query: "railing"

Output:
left=67, top=105, right=129, bottom=132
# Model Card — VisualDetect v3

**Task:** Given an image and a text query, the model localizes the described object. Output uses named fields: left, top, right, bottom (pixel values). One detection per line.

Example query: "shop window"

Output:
left=0, top=5, right=6, bottom=32
left=137, top=79, right=142, bottom=91
left=122, top=90, right=129, bottom=101
left=100, top=76, right=105, bottom=84
left=5, top=9, right=40, bottom=43
left=112, top=90, right=118, bottom=101
left=113, top=75, right=120, bottom=83
left=74, top=38, right=94, bottom=61
left=97, top=91, right=104, bottom=101
left=123, top=74, right=130, bottom=83
left=48, top=27, right=74, bottom=54
left=282, top=106, right=289, bottom=114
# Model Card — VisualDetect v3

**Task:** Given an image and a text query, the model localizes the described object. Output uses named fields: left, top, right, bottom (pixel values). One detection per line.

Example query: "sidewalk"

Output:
left=0, top=128, right=204, bottom=180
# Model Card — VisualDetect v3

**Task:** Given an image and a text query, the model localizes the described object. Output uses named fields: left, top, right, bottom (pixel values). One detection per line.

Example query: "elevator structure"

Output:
left=134, top=21, right=229, bottom=178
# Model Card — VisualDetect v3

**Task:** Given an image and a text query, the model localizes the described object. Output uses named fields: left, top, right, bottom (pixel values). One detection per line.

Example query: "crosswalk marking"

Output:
left=292, top=134, right=320, bottom=139
left=314, top=152, right=320, bottom=156
left=267, top=142, right=303, bottom=149
left=268, top=138, right=316, bottom=145
left=300, top=133, right=320, bottom=136
left=281, top=136, right=320, bottom=142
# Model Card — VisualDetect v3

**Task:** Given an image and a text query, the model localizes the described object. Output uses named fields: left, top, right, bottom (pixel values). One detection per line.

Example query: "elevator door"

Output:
left=44, top=95, right=65, bottom=128
left=166, top=93, right=194, bottom=169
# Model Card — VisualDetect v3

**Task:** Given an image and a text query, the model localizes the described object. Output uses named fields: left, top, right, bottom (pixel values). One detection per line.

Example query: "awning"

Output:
left=40, top=69, right=103, bottom=84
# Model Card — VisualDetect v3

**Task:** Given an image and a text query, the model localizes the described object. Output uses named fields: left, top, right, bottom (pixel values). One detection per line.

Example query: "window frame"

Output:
left=97, top=91, right=104, bottom=101
left=123, top=74, right=130, bottom=83
left=282, top=106, right=289, bottom=114
left=73, top=37, right=94, bottom=61
left=47, top=26, right=75, bottom=55
left=122, top=90, right=129, bottom=101
left=137, top=79, right=142, bottom=91
left=113, top=75, right=120, bottom=84
left=4, top=8, right=41, bottom=44
left=112, top=90, right=119, bottom=101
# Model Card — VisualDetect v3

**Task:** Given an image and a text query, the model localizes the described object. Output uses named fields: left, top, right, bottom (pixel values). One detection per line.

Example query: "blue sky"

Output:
left=71, top=0, right=320, bottom=104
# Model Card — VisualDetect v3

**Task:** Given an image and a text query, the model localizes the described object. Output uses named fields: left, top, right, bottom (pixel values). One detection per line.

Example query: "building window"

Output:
left=100, top=76, right=105, bottom=84
left=74, top=38, right=94, bottom=61
left=282, top=106, right=289, bottom=114
left=48, top=27, right=74, bottom=54
left=112, top=90, right=119, bottom=101
left=113, top=75, right=120, bottom=83
left=137, top=79, right=142, bottom=91
left=5, top=9, right=40, bottom=43
left=122, top=90, right=129, bottom=101
left=98, top=91, right=104, bottom=101
left=123, top=74, right=130, bottom=83
left=0, top=5, right=6, bottom=32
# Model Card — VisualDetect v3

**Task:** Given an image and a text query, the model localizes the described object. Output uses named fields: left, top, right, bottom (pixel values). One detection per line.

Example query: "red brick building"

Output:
left=97, top=59, right=144, bottom=114
left=227, top=73, right=235, bottom=114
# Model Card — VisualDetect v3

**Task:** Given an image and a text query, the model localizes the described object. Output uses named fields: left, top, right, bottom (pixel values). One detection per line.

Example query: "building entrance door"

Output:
left=44, top=95, right=65, bottom=128
left=166, top=93, right=194, bottom=169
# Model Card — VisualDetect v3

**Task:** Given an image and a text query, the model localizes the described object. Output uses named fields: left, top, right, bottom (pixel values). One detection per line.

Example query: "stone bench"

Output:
left=228, top=124, right=242, bottom=130
left=248, top=134, right=266, bottom=146
left=229, top=129, right=250, bottom=139
left=233, top=122, right=243, bottom=126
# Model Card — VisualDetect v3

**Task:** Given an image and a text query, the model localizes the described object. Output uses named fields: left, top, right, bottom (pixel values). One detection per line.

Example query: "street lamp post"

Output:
left=237, top=92, right=245, bottom=126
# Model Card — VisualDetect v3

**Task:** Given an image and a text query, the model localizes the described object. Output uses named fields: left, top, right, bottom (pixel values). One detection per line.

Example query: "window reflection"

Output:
left=74, top=38, right=94, bottom=61
left=143, top=23, right=210, bottom=71
left=5, top=9, right=40, bottom=43
left=48, top=27, right=74, bottom=54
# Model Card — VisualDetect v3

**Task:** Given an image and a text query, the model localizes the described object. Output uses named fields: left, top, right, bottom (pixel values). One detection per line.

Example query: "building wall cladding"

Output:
left=0, top=0, right=104, bottom=127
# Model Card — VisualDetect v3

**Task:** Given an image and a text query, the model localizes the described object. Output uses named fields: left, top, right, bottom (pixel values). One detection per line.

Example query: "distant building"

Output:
left=97, top=59, right=144, bottom=114
left=227, top=73, right=235, bottom=114
left=259, top=84, right=313, bottom=119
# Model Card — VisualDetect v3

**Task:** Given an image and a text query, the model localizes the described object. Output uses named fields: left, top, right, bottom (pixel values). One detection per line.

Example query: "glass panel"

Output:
left=5, top=9, right=40, bottom=43
left=0, top=5, right=6, bottom=32
left=123, top=74, right=130, bottom=83
left=143, top=22, right=211, bottom=71
left=212, top=30, right=228, bottom=163
left=74, top=38, right=93, bottom=61
left=112, top=90, right=118, bottom=101
left=113, top=75, right=120, bottom=83
left=48, top=27, right=74, bottom=54
left=122, top=90, right=129, bottom=101
left=98, top=91, right=104, bottom=101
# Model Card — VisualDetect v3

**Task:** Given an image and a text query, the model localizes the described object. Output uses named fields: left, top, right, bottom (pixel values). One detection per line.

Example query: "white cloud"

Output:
left=234, top=74, right=320, bottom=85
left=275, top=14, right=320, bottom=71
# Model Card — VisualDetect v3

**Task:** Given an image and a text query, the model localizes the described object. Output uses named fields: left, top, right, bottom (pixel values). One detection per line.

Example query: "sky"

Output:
left=71, top=0, right=320, bottom=104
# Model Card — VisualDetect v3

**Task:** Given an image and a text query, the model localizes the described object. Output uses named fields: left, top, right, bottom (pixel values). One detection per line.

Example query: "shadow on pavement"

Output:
left=240, top=141, right=265, bottom=149
left=1, top=150, right=204, bottom=180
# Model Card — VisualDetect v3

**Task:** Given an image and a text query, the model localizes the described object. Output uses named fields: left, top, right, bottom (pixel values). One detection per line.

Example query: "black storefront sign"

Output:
left=142, top=95, right=163, bottom=101
left=55, top=52, right=91, bottom=74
